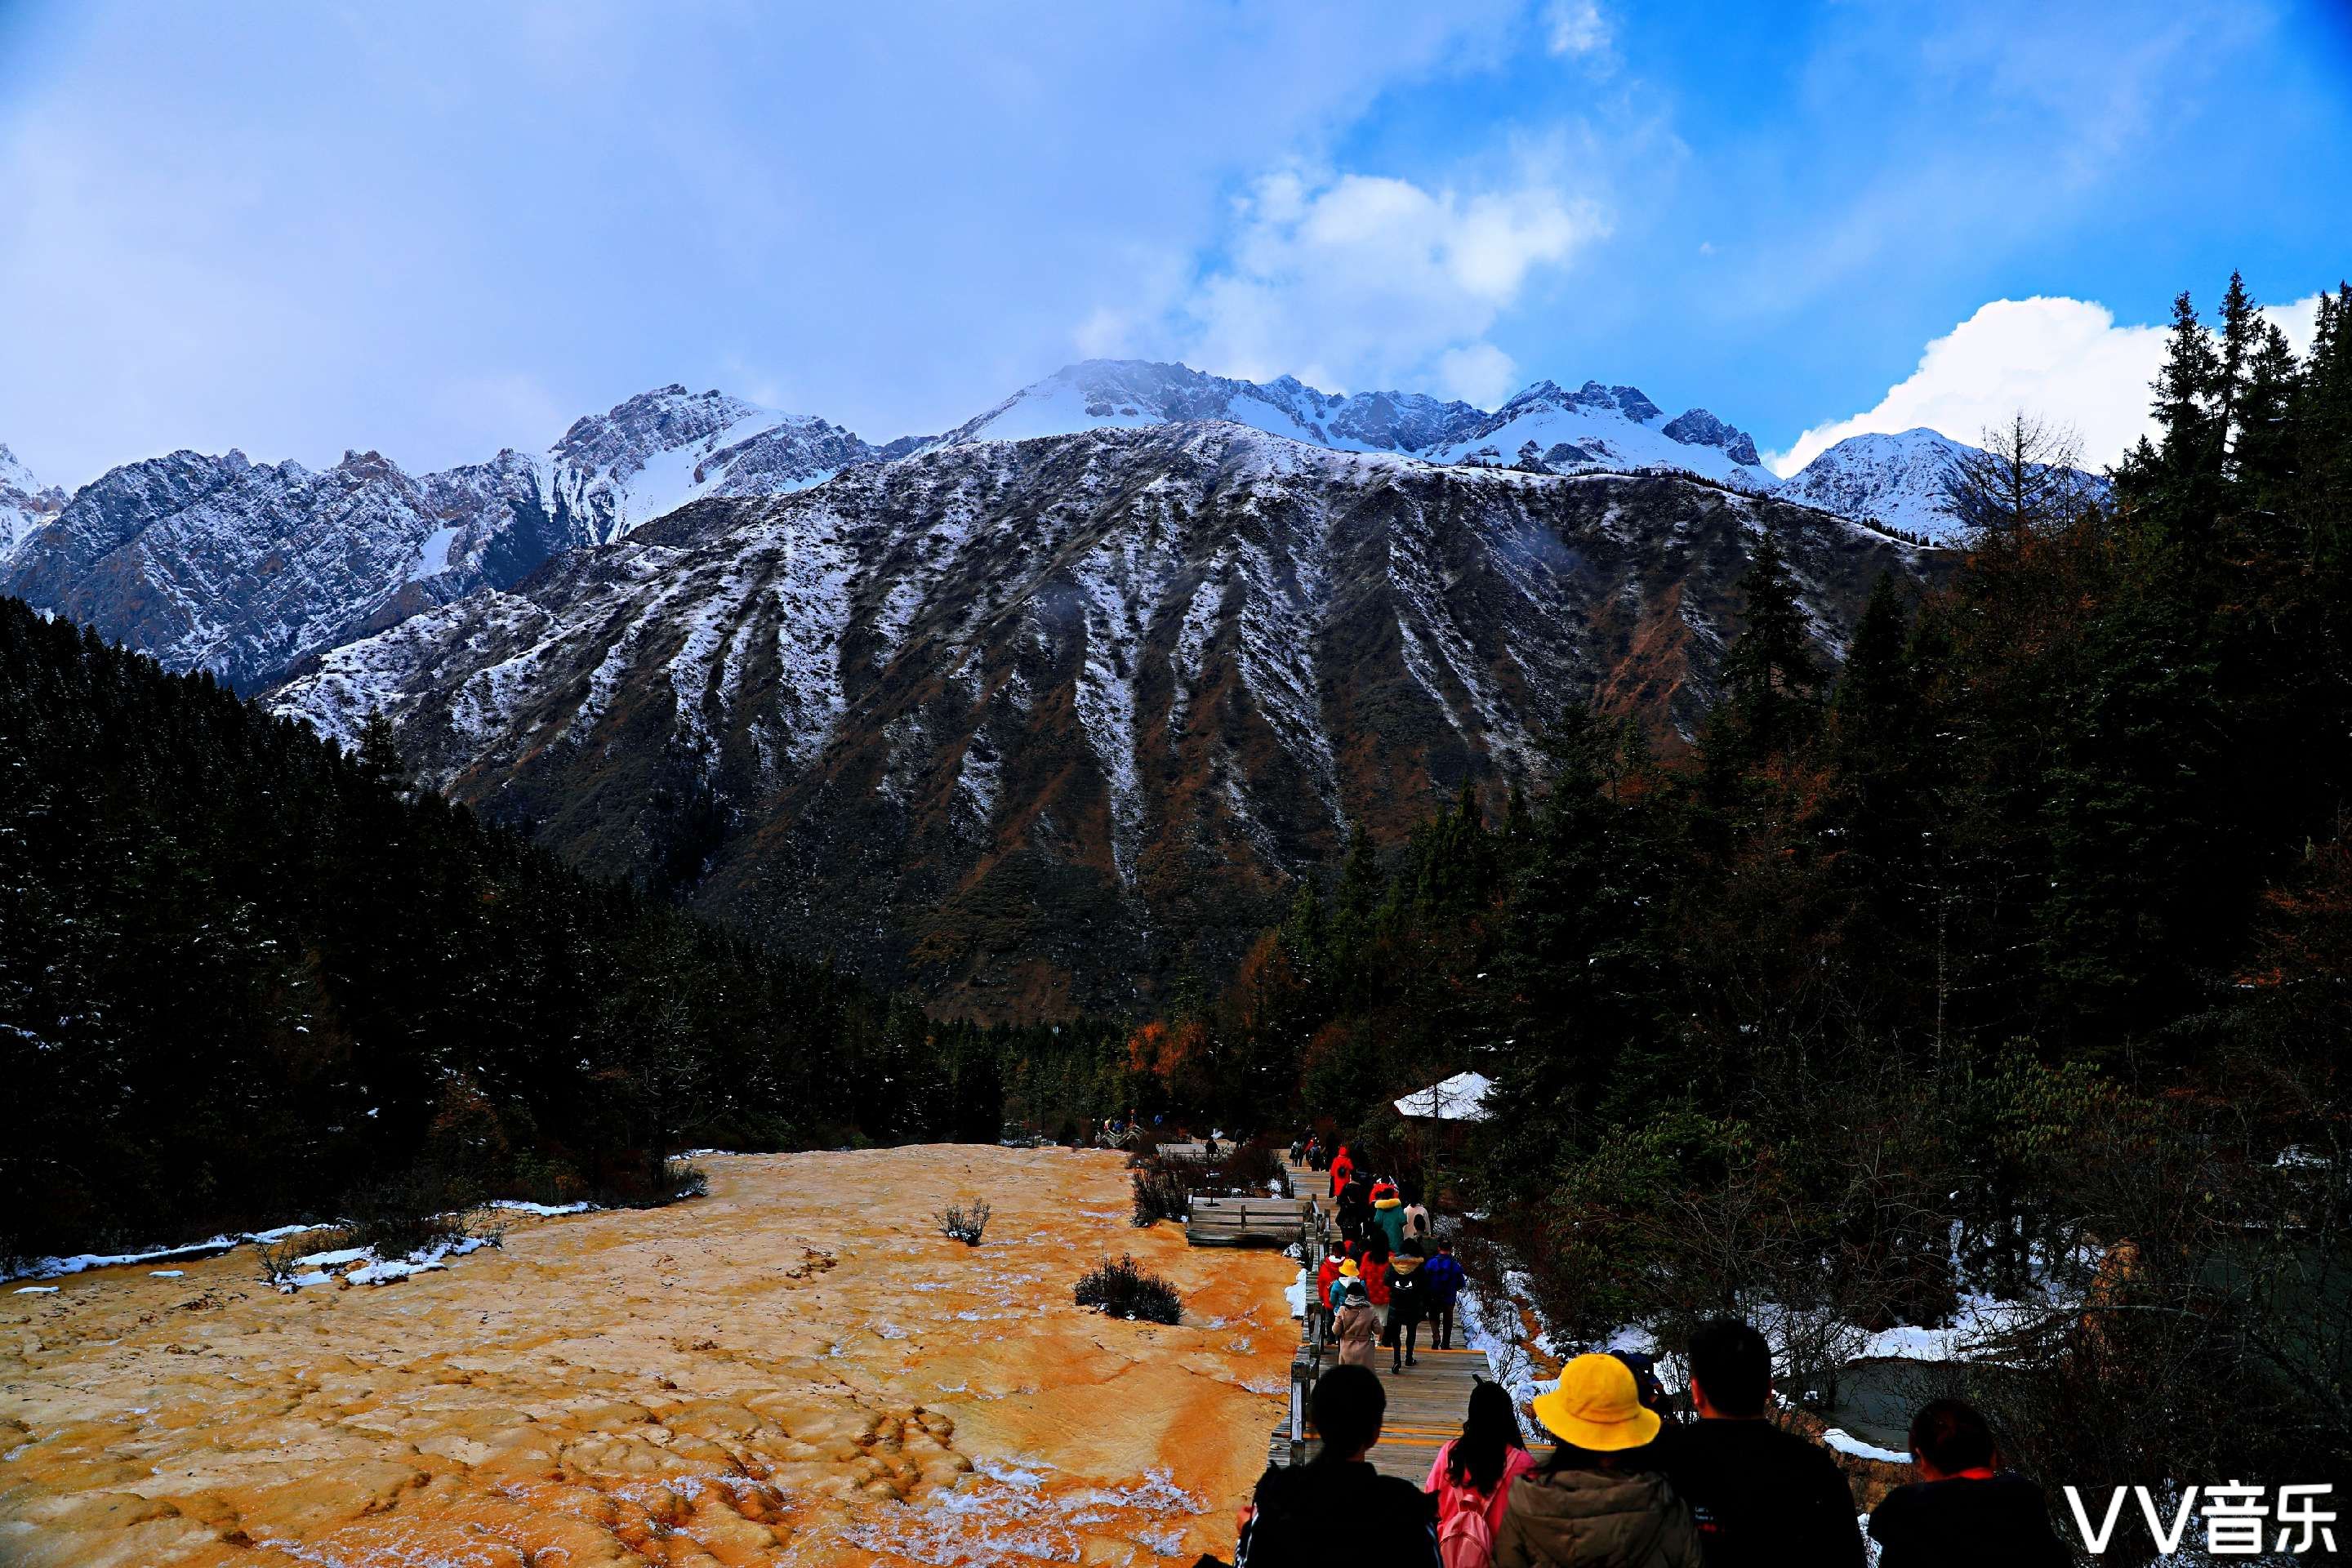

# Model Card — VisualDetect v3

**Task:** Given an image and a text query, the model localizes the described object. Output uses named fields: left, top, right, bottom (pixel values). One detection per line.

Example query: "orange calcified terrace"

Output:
left=0, top=1146, right=1299, bottom=1567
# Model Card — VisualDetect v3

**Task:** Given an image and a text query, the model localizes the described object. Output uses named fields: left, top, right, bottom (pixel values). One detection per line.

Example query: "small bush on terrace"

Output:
left=1130, top=1167, right=1189, bottom=1226
left=938, top=1198, right=991, bottom=1245
left=1074, top=1254, right=1183, bottom=1324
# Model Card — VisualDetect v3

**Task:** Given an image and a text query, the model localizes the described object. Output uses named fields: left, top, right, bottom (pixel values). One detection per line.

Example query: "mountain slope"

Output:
left=1779, top=428, right=2111, bottom=544
left=2, top=389, right=883, bottom=690
left=271, top=421, right=1944, bottom=1017
left=0, top=444, right=65, bottom=565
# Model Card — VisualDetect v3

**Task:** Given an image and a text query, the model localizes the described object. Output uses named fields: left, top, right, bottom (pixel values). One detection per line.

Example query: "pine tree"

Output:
left=1716, top=524, right=1822, bottom=760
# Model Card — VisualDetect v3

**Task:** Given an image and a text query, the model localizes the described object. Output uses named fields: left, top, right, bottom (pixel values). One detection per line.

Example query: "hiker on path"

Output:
left=1316, top=1250, right=1345, bottom=1330
left=1330, top=1144, right=1356, bottom=1200
left=1403, top=1187, right=1433, bottom=1245
left=1387, top=1244, right=1430, bottom=1372
left=1374, top=1181, right=1410, bottom=1252
left=1238, top=1363, right=1440, bottom=1568
left=1361, top=1238, right=1393, bottom=1329
left=1329, top=1257, right=1361, bottom=1316
left=1868, top=1399, right=2068, bottom=1568
left=1339, top=1172, right=1375, bottom=1244
left=1497, top=1354, right=1701, bottom=1568
left=1655, top=1319, right=1860, bottom=1567
left=1423, top=1240, right=1465, bottom=1349
left=1334, top=1280, right=1382, bottom=1370
left=1427, top=1380, right=1537, bottom=1568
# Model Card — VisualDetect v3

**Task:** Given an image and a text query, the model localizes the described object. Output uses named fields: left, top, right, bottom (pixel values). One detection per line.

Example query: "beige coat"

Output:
left=1334, top=1303, right=1381, bottom=1367
left=1494, top=1462, right=1701, bottom=1568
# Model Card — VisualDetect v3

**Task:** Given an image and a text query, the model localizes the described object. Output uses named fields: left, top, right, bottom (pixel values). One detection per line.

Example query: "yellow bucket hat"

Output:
left=1530, top=1354, right=1661, bottom=1452
left=1339, top=1258, right=1360, bottom=1276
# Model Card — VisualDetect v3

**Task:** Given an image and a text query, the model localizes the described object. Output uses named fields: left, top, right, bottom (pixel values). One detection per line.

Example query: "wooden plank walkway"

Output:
left=1264, top=1154, right=1494, bottom=1480
left=1185, top=1194, right=1311, bottom=1247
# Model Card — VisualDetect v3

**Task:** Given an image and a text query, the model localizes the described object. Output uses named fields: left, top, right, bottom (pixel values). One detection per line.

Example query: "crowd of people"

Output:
left=1243, top=1138, right=2074, bottom=1568
left=1304, top=1144, right=1462, bottom=1375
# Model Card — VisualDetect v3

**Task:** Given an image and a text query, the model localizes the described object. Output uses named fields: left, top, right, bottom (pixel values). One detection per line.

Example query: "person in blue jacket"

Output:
left=1420, top=1239, right=1465, bottom=1349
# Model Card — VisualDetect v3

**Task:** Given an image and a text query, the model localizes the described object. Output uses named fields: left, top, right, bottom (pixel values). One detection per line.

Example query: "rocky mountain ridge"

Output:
left=268, top=421, right=1945, bottom=1015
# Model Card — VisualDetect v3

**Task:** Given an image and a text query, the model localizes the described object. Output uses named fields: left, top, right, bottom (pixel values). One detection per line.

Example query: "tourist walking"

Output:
left=1387, top=1245, right=1429, bottom=1371
left=1334, top=1281, right=1382, bottom=1370
left=1239, top=1364, right=1440, bottom=1568
left=1868, top=1399, right=2069, bottom=1567
left=1361, top=1239, right=1393, bottom=1329
left=1374, top=1182, right=1410, bottom=1251
left=1339, top=1171, right=1374, bottom=1245
left=1423, top=1240, right=1465, bottom=1349
left=1329, top=1257, right=1361, bottom=1315
left=1655, top=1319, right=1860, bottom=1566
left=1497, top=1354, right=1701, bottom=1568
left=1403, top=1188, right=1433, bottom=1245
left=1330, top=1143, right=1356, bottom=1200
left=1426, top=1381, right=1537, bottom=1568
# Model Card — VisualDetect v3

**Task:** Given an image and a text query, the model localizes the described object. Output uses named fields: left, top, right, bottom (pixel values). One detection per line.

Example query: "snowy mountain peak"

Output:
left=543, top=384, right=877, bottom=542
left=1777, top=427, right=2109, bottom=545
left=0, top=443, right=68, bottom=565
left=1659, top=409, right=1763, bottom=467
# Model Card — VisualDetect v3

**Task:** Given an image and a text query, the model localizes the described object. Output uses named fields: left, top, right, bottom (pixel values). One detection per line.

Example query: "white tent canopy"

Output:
left=1393, top=1070, right=1494, bottom=1123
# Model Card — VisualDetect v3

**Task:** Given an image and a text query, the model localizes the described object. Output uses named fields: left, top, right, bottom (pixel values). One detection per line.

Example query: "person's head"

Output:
left=1438, top=1239, right=1454, bottom=1256
left=1687, top=1318, right=1771, bottom=1419
left=1448, top=1379, right=1527, bottom=1491
left=1610, top=1351, right=1669, bottom=1418
left=1312, top=1364, right=1387, bottom=1460
left=1532, top=1353, right=1661, bottom=1466
left=1368, top=1237, right=1391, bottom=1265
left=1909, top=1399, right=1999, bottom=1479
left=1346, top=1279, right=1369, bottom=1306
left=1339, top=1258, right=1359, bottom=1278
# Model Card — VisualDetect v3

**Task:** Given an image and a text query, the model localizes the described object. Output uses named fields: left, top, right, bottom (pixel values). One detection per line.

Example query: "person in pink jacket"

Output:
left=1426, top=1381, right=1537, bottom=1566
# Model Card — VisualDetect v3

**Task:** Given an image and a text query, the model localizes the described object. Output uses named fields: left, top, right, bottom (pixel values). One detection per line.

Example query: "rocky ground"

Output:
left=0, top=1146, right=1297, bottom=1567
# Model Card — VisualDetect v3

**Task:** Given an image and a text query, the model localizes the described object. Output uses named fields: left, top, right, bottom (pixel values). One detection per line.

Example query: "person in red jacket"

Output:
left=1330, top=1144, right=1355, bottom=1200
left=1361, top=1237, right=1393, bottom=1330
left=1315, top=1248, right=1345, bottom=1337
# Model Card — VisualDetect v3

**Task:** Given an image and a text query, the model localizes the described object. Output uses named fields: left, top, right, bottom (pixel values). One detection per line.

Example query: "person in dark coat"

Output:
left=1387, top=1245, right=1430, bottom=1371
left=1241, top=1363, right=1439, bottom=1568
left=1421, top=1240, right=1465, bottom=1348
left=1499, top=1355, right=1701, bottom=1568
left=1339, top=1172, right=1374, bottom=1244
left=1655, top=1319, right=1860, bottom=1567
left=1868, top=1400, right=2069, bottom=1568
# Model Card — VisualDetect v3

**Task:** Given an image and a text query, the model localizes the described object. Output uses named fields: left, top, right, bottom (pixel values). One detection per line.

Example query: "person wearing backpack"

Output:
left=1238, top=1363, right=1439, bottom=1568
left=1426, top=1380, right=1536, bottom=1568
left=1387, top=1245, right=1429, bottom=1371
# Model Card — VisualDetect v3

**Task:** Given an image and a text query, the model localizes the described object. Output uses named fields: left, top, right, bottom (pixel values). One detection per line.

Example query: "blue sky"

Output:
left=2, top=0, right=2346, bottom=486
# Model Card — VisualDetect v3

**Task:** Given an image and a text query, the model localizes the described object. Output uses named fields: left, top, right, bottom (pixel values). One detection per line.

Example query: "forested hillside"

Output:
left=1115, top=277, right=2352, bottom=1505
left=0, top=604, right=1095, bottom=1262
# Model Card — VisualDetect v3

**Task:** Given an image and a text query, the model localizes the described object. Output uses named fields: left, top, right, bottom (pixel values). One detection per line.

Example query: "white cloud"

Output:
left=1544, top=0, right=1608, bottom=56
left=1437, top=343, right=1521, bottom=406
left=1767, top=292, right=2327, bottom=476
left=1179, top=167, right=1602, bottom=400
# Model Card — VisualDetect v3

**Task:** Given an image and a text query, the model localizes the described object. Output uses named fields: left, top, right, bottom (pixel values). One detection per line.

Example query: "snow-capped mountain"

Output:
left=1427, top=380, right=1778, bottom=489
left=2, top=389, right=886, bottom=689
left=270, top=421, right=1941, bottom=1015
left=543, top=385, right=878, bottom=542
left=0, top=444, right=65, bottom=565
left=938, top=359, right=1490, bottom=454
left=1, top=445, right=584, bottom=690
left=1778, top=428, right=2111, bottom=545
left=937, top=360, right=1778, bottom=489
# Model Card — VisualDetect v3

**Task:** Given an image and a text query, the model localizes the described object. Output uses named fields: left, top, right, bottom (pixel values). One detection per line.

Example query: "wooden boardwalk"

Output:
left=1264, top=1155, right=1498, bottom=1480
